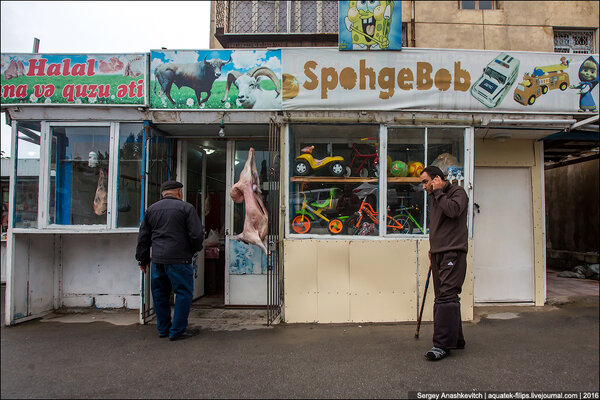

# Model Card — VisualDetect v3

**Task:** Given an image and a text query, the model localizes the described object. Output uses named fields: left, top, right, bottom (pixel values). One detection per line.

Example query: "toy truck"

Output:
left=513, top=58, right=571, bottom=106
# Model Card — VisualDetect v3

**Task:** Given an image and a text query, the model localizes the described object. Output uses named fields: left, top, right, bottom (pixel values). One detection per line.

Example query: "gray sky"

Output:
left=1, top=0, right=211, bottom=156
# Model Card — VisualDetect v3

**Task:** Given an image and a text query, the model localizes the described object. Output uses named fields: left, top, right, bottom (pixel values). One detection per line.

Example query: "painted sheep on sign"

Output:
left=230, top=148, right=269, bottom=254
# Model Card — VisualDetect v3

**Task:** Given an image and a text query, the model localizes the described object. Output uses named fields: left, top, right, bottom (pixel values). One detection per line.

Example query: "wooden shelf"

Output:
left=290, top=176, right=421, bottom=183
left=387, top=177, right=421, bottom=183
left=290, top=176, right=377, bottom=183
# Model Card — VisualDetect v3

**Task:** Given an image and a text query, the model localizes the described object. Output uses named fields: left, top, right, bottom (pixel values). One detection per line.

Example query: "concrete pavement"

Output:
left=1, top=297, right=598, bottom=399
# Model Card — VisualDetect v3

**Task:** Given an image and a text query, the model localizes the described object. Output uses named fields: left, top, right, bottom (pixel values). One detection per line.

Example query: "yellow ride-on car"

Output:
left=294, top=145, right=346, bottom=177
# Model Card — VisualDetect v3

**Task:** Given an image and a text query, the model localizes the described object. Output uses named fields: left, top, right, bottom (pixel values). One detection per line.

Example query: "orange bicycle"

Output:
left=346, top=190, right=406, bottom=235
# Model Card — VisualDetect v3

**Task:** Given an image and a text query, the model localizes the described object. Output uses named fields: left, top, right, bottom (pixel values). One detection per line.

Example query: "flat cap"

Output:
left=160, top=180, right=183, bottom=192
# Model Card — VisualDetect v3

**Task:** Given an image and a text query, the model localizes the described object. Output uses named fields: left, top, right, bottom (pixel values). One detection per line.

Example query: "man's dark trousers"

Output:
left=430, top=251, right=467, bottom=350
left=151, top=263, right=194, bottom=339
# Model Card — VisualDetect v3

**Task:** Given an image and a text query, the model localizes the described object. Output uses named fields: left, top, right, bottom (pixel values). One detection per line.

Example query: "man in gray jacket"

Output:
left=420, top=166, right=469, bottom=361
left=136, top=180, right=204, bottom=341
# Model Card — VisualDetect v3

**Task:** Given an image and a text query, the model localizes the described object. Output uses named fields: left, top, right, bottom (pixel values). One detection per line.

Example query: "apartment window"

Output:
left=554, top=30, right=596, bottom=54
left=229, top=0, right=338, bottom=34
left=460, top=1, right=497, bottom=10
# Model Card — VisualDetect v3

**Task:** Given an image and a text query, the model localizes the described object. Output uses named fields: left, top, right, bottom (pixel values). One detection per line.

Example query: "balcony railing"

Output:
left=216, top=0, right=339, bottom=35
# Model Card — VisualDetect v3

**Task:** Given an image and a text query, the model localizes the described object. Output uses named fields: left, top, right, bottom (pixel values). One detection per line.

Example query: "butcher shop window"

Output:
left=49, top=125, right=111, bottom=225
left=13, top=121, right=42, bottom=228
left=117, top=123, right=144, bottom=228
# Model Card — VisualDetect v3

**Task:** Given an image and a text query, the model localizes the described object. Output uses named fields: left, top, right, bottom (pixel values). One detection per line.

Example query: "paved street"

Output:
left=1, top=294, right=598, bottom=399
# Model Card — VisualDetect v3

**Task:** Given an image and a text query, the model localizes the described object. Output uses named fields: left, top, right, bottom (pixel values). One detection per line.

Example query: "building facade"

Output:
left=1, top=1, right=598, bottom=326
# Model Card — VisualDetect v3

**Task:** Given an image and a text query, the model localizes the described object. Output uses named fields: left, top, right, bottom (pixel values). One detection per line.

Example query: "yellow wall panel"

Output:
left=316, top=240, right=350, bottom=322
left=417, top=240, right=434, bottom=323
left=284, top=239, right=318, bottom=323
left=283, top=239, right=474, bottom=323
left=475, top=139, right=535, bottom=167
left=531, top=142, right=545, bottom=306
left=349, top=240, right=417, bottom=322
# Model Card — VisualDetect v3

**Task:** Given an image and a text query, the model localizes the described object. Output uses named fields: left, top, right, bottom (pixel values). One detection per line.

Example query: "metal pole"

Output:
left=32, top=38, right=40, bottom=53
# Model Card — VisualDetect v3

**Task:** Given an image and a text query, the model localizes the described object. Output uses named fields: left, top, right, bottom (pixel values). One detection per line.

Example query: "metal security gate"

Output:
left=266, top=118, right=282, bottom=325
left=140, top=123, right=176, bottom=324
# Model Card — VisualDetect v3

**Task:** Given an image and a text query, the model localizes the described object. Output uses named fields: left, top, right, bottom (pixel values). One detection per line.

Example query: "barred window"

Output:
left=229, top=0, right=338, bottom=34
left=459, top=1, right=498, bottom=10
left=554, top=30, right=596, bottom=54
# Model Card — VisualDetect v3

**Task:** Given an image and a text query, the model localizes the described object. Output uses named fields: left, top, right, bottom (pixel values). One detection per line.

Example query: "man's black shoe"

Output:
left=425, top=346, right=449, bottom=361
left=456, top=339, right=466, bottom=349
left=169, top=328, right=200, bottom=341
left=159, top=334, right=168, bottom=338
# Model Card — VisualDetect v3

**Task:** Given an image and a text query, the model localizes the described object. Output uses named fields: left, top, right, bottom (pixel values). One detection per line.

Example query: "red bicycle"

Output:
left=346, top=137, right=379, bottom=177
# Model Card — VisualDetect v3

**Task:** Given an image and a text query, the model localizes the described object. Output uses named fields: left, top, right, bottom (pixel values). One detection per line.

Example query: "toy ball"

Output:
left=390, top=160, right=408, bottom=177
left=408, top=161, right=424, bottom=177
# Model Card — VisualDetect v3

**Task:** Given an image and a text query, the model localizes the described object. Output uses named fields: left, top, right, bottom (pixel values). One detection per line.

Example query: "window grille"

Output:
left=226, top=0, right=338, bottom=34
left=554, top=30, right=596, bottom=54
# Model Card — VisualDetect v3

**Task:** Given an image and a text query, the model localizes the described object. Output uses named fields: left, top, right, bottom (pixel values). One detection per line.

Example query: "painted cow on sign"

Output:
left=153, top=56, right=231, bottom=106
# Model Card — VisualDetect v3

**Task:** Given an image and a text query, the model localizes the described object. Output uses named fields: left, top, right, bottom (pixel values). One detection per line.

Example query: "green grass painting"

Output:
left=150, top=79, right=280, bottom=110
left=1, top=74, right=145, bottom=105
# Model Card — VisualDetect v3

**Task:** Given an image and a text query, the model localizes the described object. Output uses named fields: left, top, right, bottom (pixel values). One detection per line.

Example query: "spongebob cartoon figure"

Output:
left=344, top=1, right=393, bottom=50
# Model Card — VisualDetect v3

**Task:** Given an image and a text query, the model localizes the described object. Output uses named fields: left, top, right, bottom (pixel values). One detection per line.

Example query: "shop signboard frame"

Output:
left=282, top=48, right=599, bottom=114
left=149, top=49, right=282, bottom=110
left=1, top=53, right=148, bottom=106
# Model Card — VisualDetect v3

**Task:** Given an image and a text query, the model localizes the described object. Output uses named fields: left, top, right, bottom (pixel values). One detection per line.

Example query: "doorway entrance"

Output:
left=141, top=121, right=282, bottom=325
left=183, top=138, right=272, bottom=307
left=185, top=139, right=227, bottom=308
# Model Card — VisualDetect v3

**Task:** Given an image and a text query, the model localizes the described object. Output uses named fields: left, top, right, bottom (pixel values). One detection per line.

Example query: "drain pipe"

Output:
left=410, top=0, right=416, bottom=47
left=488, top=118, right=576, bottom=126
left=569, top=114, right=599, bottom=131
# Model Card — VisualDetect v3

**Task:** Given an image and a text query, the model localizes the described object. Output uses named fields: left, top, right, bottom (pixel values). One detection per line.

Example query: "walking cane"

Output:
left=414, top=263, right=432, bottom=339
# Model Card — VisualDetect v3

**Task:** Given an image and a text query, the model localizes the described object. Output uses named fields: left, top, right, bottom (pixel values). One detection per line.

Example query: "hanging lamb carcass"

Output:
left=230, top=148, right=269, bottom=254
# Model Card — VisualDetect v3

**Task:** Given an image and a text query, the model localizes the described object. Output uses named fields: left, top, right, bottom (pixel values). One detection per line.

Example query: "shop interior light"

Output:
left=218, top=120, right=225, bottom=137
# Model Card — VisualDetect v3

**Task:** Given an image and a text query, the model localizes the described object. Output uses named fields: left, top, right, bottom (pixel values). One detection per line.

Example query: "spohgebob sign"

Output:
left=2, top=49, right=598, bottom=113
left=282, top=48, right=599, bottom=113
left=0, top=53, right=147, bottom=105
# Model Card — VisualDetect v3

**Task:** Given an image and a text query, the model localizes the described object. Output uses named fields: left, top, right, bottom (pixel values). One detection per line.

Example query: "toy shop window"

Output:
left=386, top=127, right=426, bottom=235
left=49, top=125, right=111, bottom=226
left=288, top=124, right=380, bottom=237
left=13, top=121, right=42, bottom=229
left=427, top=128, right=465, bottom=188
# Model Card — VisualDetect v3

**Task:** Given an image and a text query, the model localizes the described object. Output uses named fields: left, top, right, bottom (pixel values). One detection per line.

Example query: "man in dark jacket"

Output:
left=420, top=166, right=469, bottom=361
left=136, top=180, right=204, bottom=341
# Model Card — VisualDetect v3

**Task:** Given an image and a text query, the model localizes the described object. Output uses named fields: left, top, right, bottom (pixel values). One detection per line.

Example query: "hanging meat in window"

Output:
left=230, top=148, right=269, bottom=254
left=93, top=169, right=108, bottom=215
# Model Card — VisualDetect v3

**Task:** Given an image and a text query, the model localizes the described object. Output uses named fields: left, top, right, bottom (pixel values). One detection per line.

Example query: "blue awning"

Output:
left=540, top=129, right=600, bottom=142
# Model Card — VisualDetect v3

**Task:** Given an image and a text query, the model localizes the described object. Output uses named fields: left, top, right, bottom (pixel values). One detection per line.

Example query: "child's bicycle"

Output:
left=346, top=137, right=379, bottom=178
left=291, top=188, right=348, bottom=235
left=389, top=205, right=424, bottom=234
left=345, top=188, right=408, bottom=235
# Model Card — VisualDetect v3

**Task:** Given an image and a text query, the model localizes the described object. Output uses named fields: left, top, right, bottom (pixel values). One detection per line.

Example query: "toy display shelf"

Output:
left=290, top=177, right=421, bottom=183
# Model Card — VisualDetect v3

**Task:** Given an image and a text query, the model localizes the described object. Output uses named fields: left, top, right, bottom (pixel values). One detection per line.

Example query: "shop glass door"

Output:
left=225, top=140, right=270, bottom=306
